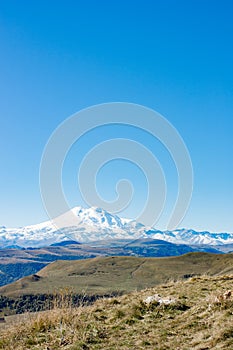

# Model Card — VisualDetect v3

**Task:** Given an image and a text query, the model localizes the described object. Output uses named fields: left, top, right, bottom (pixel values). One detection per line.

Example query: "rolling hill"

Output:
left=1, top=238, right=220, bottom=287
left=1, top=252, right=233, bottom=297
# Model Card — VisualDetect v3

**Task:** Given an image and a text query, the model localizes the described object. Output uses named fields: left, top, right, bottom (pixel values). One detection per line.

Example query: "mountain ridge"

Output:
left=1, top=206, right=233, bottom=248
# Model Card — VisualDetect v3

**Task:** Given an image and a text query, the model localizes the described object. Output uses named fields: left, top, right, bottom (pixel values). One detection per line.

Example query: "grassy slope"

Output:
left=0, top=274, right=233, bottom=349
left=0, top=252, right=233, bottom=297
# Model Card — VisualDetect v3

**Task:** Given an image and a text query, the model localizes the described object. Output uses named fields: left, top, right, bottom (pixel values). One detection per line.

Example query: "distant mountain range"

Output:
left=1, top=206, right=233, bottom=248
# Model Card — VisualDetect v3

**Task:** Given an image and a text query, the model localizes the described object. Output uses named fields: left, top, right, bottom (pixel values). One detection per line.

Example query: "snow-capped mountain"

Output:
left=0, top=206, right=233, bottom=248
left=145, top=228, right=233, bottom=246
left=0, top=207, right=146, bottom=248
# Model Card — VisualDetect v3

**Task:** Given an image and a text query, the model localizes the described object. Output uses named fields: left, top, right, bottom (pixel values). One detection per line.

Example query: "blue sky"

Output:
left=0, top=0, right=232, bottom=231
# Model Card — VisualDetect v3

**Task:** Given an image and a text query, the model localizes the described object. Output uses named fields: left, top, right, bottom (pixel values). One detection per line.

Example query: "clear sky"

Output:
left=0, top=0, right=232, bottom=232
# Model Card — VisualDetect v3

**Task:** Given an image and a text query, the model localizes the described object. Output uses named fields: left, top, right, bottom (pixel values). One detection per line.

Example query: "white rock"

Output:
left=143, top=294, right=176, bottom=305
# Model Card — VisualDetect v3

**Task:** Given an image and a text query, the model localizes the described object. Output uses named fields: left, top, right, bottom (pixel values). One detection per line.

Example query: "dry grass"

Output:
left=0, top=274, right=233, bottom=349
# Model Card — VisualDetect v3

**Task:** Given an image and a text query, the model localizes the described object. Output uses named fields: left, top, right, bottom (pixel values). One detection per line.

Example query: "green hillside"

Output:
left=1, top=252, right=233, bottom=297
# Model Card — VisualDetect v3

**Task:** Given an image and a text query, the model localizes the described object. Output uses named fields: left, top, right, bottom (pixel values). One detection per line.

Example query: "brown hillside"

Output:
left=1, top=253, right=233, bottom=297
